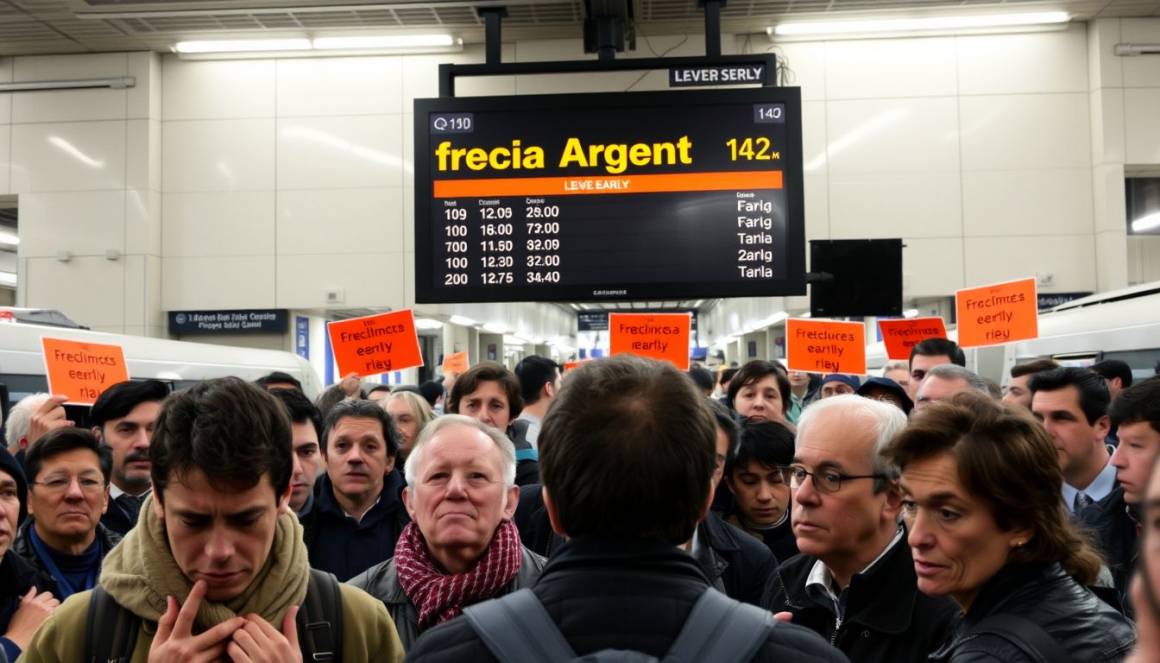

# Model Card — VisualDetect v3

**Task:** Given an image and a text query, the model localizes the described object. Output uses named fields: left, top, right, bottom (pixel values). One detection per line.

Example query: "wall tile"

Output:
left=161, top=58, right=275, bottom=120
left=803, top=173, right=828, bottom=241
left=1092, top=163, right=1128, bottom=233
left=276, top=253, right=406, bottom=309
left=960, top=93, right=1090, bottom=171
left=277, top=115, right=404, bottom=190
left=18, top=190, right=125, bottom=257
left=163, top=256, right=276, bottom=310
left=903, top=238, right=965, bottom=297
left=10, top=120, right=127, bottom=192
left=25, top=256, right=125, bottom=328
left=773, top=41, right=826, bottom=102
left=1124, top=88, right=1160, bottom=163
left=162, top=119, right=275, bottom=192
left=1097, top=229, right=1129, bottom=290
left=0, top=58, right=12, bottom=125
left=277, top=57, right=404, bottom=116
left=125, top=188, right=161, bottom=256
left=963, top=169, right=1093, bottom=236
left=1088, top=19, right=1123, bottom=90
left=957, top=25, right=1088, bottom=95
left=825, top=37, right=957, bottom=99
left=277, top=188, right=403, bottom=254
left=126, top=119, right=161, bottom=192
left=825, top=97, right=959, bottom=174
left=127, top=51, right=159, bottom=120
left=965, top=235, right=1096, bottom=291
left=0, top=128, right=9, bottom=194
left=830, top=172, right=962, bottom=238
left=162, top=191, right=275, bottom=257
left=1122, top=19, right=1160, bottom=87
left=1090, top=87, right=1125, bottom=164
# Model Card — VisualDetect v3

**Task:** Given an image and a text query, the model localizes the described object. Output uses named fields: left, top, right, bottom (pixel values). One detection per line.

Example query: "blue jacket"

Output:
left=303, top=471, right=409, bottom=581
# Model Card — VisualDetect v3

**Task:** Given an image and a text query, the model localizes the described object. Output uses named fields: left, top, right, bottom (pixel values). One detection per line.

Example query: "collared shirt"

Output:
left=1063, top=459, right=1117, bottom=513
left=805, top=527, right=905, bottom=619
left=109, top=483, right=150, bottom=501
left=516, top=412, right=542, bottom=449
left=788, top=393, right=806, bottom=424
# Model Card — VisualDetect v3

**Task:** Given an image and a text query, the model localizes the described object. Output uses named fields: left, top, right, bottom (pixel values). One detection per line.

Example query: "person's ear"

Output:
left=402, top=486, right=417, bottom=521
left=1095, top=414, right=1112, bottom=440
left=278, top=480, right=292, bottom=513
left=543, top=488, right=569, bottom=538
left=91, top=426, right=103, bottom=442
left=881, top=481, right=903, bottom=521
left=502, top=484, right=519, bottom=520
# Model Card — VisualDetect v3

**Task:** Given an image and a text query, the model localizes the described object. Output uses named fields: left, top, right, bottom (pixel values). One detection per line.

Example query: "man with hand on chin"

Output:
left=20, top=377, right=403, bottom=663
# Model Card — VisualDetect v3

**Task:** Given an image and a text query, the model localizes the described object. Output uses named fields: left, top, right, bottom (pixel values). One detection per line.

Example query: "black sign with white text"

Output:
left=168, top=309, right=289, bottom=335
left=669, top=64, right=768, bottom=87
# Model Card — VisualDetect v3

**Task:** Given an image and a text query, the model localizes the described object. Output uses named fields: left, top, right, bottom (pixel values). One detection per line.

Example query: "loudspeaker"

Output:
left=809, top=239, right=903, bottom=318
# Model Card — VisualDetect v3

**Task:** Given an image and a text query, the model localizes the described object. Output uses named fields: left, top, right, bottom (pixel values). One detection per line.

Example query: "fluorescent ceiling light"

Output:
left=903, top=309, right=920, bottom=318
left=771, top=11, right=1069, bottom=37
left=0, top=272, right=15, bottom=287
left=448, top=315, right=477, bottom=326
left=1132, top=211, right=1160, bottom=233
left=414, top=318, right=443, bottom=330
left=0, top=231, right=18, bottom=246
left=313, top=34, right=457, bottom=50
left=482, top=323, right=508, bottom=334
left=503, top=335, right=528, bottom=345
left=174, top=38, right=311, bottom=54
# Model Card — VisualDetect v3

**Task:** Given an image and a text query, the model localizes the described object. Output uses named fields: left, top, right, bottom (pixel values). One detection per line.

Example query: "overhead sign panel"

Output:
left=414, top=87, right=805, bottom=303
left=668, top=64, right=768, bottom=87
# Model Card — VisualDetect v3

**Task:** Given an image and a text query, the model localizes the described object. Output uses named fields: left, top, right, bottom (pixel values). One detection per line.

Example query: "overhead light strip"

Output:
left=173, top=35, right=462, bottom=58
left=770, top=11, right=1070, bottom=38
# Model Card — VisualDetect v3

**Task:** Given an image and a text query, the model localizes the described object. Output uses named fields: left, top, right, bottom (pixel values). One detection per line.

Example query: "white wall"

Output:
left=2, top=21, right=1157, bottom=347
left=1, top=52, right=162, bottom=336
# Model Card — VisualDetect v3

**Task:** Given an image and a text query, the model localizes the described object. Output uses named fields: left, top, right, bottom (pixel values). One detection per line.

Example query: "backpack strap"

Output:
left=296, top=569, right=344, bottom=662
left=84, top=585, right=140, bottom=663
left=663, top=588, right=773, bottom=663
left=464, top=588, right=578, bottom=661
left=972, top=614, right=1075, bottom=663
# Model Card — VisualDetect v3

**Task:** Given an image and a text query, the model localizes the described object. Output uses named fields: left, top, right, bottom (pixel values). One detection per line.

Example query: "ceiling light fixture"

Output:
left=769, top=11, right=1069, bottom=39
left=173, top=34, right=462, bottom=59
left=0, top=231, right=19, bottom=246
left=313, top=34, right=458, bottom=50
left=174, top=38, right=312, bottom=54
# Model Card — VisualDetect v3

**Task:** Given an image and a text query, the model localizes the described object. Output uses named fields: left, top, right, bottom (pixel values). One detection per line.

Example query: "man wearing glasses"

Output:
left=13, top=429, right=119, bottom=602
left=762, top=395, right=958, bottom=663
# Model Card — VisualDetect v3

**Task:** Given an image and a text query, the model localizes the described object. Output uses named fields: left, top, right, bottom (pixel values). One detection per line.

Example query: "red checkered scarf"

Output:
left=394, top=519, right=523, bottom=631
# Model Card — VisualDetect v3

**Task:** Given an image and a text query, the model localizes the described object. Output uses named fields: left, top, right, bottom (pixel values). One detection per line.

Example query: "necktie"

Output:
left=1074, top=491, right=1093, bottom=512
left=116, top=493, right=143, bottom=525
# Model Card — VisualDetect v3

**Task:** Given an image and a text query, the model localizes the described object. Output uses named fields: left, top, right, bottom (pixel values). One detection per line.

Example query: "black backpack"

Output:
left=463, top=587, right=774, bottom=662
left=84, top=569, right=344, bottom=662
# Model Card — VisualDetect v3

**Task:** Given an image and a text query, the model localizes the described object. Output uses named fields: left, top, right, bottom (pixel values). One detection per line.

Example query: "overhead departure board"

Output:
left=413, top=87, right=805, bottom=303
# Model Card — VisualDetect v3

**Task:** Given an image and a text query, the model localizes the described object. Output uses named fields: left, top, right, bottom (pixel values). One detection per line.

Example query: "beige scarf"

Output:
left=100, top=494, right=310, bottom=631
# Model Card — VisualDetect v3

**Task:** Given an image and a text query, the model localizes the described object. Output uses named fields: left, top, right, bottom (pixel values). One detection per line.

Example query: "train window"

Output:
left=0, top=373, right=50, bottom=413
left=1097, top=349, right=1160, bottom=381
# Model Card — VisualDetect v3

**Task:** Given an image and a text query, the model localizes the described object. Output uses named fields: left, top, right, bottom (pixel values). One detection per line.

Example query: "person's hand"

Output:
left=2, top=587, right=59, bottom=649
left=773, top=611, right=794, bottom=623
left=149, top=581, right=245, bottom=663
left=26, top=396, right=71, bottom=447
left=226, top=608, right=302, bottom=663
left=339, top=373, right=362, bottom=398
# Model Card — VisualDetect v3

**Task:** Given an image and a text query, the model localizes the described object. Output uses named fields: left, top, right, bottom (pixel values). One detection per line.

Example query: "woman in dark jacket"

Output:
left=884, top=391, right=1133, bottom=663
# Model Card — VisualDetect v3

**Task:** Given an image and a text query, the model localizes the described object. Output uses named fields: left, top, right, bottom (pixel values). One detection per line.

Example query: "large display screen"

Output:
left=414, top=87, right=805, bottom=303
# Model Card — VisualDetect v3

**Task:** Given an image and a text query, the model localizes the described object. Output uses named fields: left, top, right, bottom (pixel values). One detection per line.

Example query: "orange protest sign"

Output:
left=786, top=319, right=866, bottom=374
left=327, top=309, right=424, bottom=377
left=563, top=359, right=593, bottom=372
left=878, top=317, right=948, bottom=361
left=609, top=313, right=691, bottom=370
left=442, top=351, right=469, bottom=374
left=955, top=278, right=1039, bottom=348
left=41, top=337, right=130, bottom=405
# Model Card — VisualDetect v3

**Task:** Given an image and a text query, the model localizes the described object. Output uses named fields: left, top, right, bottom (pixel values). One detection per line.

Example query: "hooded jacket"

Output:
left=19, top=494, right=404, bottom=663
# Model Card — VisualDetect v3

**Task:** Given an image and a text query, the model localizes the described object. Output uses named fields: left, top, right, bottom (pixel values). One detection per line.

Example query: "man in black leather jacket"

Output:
left=407, top=356, right=847, bottom=663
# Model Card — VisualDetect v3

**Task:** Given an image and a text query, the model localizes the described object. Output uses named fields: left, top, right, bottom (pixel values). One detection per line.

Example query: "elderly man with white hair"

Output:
left=4, top=393, right=70, bottom=457
left=762, top=394, right=960, bottom=663
left=348, top=414, right=546, bottom=649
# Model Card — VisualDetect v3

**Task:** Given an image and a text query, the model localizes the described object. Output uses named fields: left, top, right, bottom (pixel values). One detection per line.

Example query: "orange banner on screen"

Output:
left=878, top=317, right=948, bottom=361
left=434, top=170, right=783, bottom=198
left=442, top=351, right=469, bottom=374
left=955, top=278, right=1039, bottom=348
left=42, top=337, right=130, bottom=405
left=328, top=309, right=424, bottom=377
left=786, top=319, right=866, bottom=375
left=609, top=313, right=692, bottom=370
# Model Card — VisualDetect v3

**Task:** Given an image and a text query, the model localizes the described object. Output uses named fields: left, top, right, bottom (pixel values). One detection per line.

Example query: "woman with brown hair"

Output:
left=884, top=391, right=1134, bottom=662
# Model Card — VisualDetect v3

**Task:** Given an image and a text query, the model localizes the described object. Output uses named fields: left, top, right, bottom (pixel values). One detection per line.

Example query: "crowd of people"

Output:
left=0, top=338, right=1155, bottom=662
